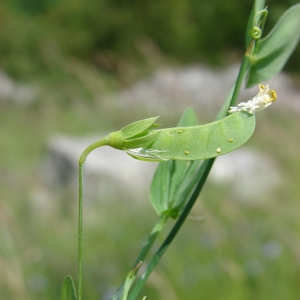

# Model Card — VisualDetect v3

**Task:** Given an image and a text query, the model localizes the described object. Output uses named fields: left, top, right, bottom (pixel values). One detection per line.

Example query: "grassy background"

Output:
left=1, top=0, right=300, bottom=80
left=1, top=0, right=300, bottom=299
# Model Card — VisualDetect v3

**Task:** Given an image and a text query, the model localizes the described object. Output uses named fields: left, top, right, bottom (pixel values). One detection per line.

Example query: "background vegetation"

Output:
left=1, top=0, right=299, bottom=80
left=0, top=0, right=300, bottom=299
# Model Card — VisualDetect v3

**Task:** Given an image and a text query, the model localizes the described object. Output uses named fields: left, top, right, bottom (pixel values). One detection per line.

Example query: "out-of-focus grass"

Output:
left=1, top=66, right=300, bottom=300
left=1, top=0, right=299, bottom=92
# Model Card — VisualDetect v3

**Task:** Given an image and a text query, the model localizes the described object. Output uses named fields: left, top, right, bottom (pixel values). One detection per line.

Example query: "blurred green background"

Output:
left=0, top=0, right=300, bottom=299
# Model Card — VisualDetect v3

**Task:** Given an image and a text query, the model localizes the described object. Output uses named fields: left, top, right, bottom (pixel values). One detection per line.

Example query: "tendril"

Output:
left=251, top=26, right=262, bottom=39
left=249, top=7, right=268, bottom=40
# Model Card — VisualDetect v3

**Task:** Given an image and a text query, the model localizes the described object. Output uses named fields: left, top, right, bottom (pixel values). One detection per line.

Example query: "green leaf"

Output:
left=111, top=262, right=142, bottom=300
left=123, top=130, right=161, bottom=149
left=247, top=4, right=300, bottom=87
left=120, top=117, right=159, bottom=139
left=150, top=158, right=200, bottom=217
left=177, top=106, right=199, bottom=126
left=127, top=112, right=255, bottom=162
left=149, top=161, right=172, bottom=215
left=150, top=108, right=200, bottom=217
left=60, top=276, right=77, bottom=300
left=107, top=117, right=160, bottom=150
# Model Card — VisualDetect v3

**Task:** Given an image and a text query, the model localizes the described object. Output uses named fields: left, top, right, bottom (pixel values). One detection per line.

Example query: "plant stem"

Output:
left=128, top=159, right=215, bottom=300
left=128, top=38, right=256, bottom=300
left=215, top=42, right=253, bottom=121
left=78, top=137, right=109, bottom=300
left=132, top=215, right=168, bottom=269
left=229, top=39, right=253, bottom=110
left=78, top=162, right=84, bottom=300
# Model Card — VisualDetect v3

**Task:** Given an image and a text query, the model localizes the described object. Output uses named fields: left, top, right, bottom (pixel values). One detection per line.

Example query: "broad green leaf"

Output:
left=150, top=108, right=200, bottom=217
left=127, top=112, right=255, bottom=162
left=60, top=276, right=77, bottom=300
left=247, top=4, right=300, bottom=87
left=111, top=262, right=142, bottom=300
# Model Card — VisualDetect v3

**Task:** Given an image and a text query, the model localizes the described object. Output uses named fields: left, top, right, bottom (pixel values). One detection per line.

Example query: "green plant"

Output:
left=60, top=1, right=300, bottom=299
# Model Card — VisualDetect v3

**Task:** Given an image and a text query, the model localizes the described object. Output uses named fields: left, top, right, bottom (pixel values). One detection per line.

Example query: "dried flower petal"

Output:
left=229, top=84, right=276, bottom=114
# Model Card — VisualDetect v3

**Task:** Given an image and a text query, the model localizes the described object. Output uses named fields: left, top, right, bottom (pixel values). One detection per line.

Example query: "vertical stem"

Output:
left=128, top=159, right=214, bottom=300
left=216, top=40, right=254, bottom=121
left=228, top=39, right=253, bottom=109
left=78, top=162, right=84, bottom=300
left=77, top=137, right=109, bottom=300
left=132, top=215, right=168, bottom=268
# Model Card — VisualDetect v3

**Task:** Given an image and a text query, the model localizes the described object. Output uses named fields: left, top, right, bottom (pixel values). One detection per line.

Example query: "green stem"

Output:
left=132, top=215, right=168, bottom=268
left=128, top=159, right=215, bottom=300
left=228, top=39, right=253, bottom=109
left=78, top=162, right=84, bottom=300
left=215, top=40, right=253, bottom=121
left=215, top=85, right=235, bottom=121
left=78, top=137, right=109, bottom=300
left=128, top=38, right=256, bottom=300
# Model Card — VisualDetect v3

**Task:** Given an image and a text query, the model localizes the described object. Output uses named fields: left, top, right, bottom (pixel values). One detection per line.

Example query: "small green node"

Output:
left=228, top=138, right=234, bottom=142
left=184, top=150, right=190, bottom=156
left=177, top=129, right=184, bottom=133
left=216, top=148, right=222, bottom=153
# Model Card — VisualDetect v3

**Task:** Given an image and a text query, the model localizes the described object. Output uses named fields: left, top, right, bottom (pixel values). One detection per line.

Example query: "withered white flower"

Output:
left=229, top=84, right=276, bottom=114
left=126, top=147, right=170, bottom=162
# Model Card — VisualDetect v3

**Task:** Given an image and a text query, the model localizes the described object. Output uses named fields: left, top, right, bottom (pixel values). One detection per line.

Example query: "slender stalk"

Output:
left=128, top=37, right=256, bottom=300
left=228, top=40, right=253, bottom=110
left=128, top=159, right=215, bottom=300
left=78, top=137, right=109, bottom=300
left=78, top=162, right=84, bottom=300
left=132, top=215, right=168, bottom=268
